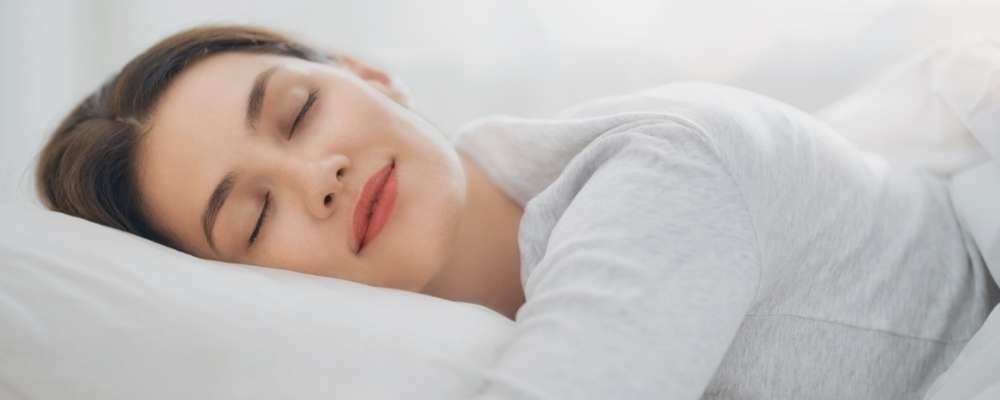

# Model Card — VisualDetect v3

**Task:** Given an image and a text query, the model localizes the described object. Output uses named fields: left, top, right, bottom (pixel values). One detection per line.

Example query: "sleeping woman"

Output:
left=34, top=25, right=999, bottom=399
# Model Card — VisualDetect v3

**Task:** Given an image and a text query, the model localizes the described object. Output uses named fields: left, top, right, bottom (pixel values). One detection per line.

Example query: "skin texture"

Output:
left=138, top=52, right=526, bottom=319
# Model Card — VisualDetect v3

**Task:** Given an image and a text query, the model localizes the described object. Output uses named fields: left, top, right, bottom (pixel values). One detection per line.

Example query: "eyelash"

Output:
left=249, top=191, right=270, bottom=246
left=288, top=89, right=319, bottom=139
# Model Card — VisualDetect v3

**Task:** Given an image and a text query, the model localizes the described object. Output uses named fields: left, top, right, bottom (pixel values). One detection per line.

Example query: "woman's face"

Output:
left=137, top=51, right=467, bottom=292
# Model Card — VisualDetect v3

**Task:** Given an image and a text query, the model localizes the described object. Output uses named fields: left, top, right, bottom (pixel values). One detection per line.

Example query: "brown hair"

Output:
left=35, top=24, right=334, bottom=248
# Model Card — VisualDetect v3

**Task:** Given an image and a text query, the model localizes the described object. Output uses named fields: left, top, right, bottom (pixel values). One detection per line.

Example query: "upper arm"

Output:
left=471, top=121, right=761, bottom=400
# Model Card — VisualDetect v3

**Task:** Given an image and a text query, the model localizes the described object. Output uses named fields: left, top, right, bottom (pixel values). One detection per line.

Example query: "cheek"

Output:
left=334, top=85, right=398, bottom=132
left=257, top=218, right=340, bottom=277
left=380, top=175, right=464, bottom=290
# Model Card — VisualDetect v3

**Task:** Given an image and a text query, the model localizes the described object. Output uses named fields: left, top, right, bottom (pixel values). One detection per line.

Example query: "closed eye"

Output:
left=288, top=89, right=319, bottom=139
left=249, top=191, right=270, bottom=246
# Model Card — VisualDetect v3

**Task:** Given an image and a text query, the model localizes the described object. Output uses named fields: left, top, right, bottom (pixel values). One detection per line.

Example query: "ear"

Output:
left=331, top=53, right=412, bottom=107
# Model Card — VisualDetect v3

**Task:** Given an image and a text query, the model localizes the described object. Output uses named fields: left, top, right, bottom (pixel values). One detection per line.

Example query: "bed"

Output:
left=1, top=34, right=999, bottom=400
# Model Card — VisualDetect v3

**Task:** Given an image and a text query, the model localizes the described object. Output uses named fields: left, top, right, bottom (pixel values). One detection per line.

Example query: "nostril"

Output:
left=323, top=194, right=333, bottom=206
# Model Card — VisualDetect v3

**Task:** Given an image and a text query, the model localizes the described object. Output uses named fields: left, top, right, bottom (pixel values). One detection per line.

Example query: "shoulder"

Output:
left=555, top=82, right=810, bottom=159
left=555, top=81, right=780, bottom=123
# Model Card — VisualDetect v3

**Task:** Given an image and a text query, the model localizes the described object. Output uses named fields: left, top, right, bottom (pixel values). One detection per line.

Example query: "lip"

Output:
left=352, top=159, right=397, bottom=254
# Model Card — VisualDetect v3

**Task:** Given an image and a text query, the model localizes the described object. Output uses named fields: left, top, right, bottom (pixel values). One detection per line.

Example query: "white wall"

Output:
left=0, top=1, right=105, bottom=204
left=3, top=0, right=1000, bottom=205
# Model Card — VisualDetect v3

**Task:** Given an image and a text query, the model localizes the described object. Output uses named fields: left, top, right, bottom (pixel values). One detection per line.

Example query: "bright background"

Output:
left=2, top=0, right=999, bottom=204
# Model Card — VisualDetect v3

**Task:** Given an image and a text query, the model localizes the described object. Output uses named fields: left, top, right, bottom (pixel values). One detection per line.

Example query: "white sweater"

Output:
left=451, top=82, right=1000, bottom=400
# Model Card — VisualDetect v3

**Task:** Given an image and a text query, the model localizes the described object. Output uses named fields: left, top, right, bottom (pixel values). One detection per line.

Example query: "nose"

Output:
left=294, top=154, right=350, bottom=219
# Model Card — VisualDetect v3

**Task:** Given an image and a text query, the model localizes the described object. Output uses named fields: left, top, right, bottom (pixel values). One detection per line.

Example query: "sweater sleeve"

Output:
left=469, top=120, right=762, bottom=400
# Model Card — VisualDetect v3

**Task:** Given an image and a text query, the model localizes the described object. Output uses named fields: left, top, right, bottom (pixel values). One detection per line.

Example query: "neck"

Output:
left=421, top=151, right=525, bottom=320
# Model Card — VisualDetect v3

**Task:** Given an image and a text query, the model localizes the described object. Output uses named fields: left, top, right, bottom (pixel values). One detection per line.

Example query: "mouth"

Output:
left=353, top=159, right=397, bottom=254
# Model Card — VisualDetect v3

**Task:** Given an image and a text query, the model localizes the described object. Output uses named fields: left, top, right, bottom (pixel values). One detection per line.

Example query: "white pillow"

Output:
left=0, top=204, right=513, bottom=399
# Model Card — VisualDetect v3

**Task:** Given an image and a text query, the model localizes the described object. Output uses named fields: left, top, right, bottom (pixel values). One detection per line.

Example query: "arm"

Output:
left=471, top=122, right=761, bottom=399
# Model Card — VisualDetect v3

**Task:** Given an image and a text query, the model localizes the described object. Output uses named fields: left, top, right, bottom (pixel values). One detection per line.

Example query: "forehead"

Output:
left=136, top=52, right=284, bottom=255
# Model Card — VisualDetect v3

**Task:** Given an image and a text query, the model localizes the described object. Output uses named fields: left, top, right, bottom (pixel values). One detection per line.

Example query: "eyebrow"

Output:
left=202, top=172, right=238, bottom=253
left=245, top=65, right=281, bottom=129
left=199, top=65, right=281, bottom=252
